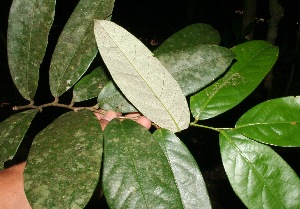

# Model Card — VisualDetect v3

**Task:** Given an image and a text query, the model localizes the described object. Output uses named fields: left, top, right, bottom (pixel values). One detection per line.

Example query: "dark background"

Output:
left=1, top=1, right=300, bottom=208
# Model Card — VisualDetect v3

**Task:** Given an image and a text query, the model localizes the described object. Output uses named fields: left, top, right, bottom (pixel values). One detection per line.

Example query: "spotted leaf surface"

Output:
left=94, top=20, right=190, bottom=132
left=154, top=23, right=221, bottom=55
left=7, top=0, right=55, bottom=100
left=73, top=66, right=110, bottom=102
left=98, top=81, right=137, bottom=112
left=156, top=45, right=235, bottom=96
left=49, top=0, right=115, bottom=97
left=190, top=40, right=279, bottom=120
left=0, top=110, right=37, bottom=170
left=103, top=119, right=184, bottom=209
left=24, top=110, right=103, bottom=208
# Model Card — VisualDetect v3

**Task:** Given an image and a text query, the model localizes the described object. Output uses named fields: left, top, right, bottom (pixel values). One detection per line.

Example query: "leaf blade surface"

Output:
left=220, top=130, right=300, bottom=209
left=49, top=0, right=115, bottom=97
left=7, top=0, right=55, bottom=100
left=94, top=20, right=190, bottom=132
left=153, top=129, right=211, bottom=209
left=0, top=110, right=37, bottom=170
left=24, top=110, right=103, bottom=208
left=190, top=40, right=279, bottom=120
left=73, top=66, right=110, bottom=102
left=235, top=96, right=300, bottom=147
left=103, top=119, right=184, bottom=209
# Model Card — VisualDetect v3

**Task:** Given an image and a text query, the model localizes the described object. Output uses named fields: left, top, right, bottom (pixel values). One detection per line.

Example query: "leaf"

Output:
left=154, top=23, right=221, bottom=56
left=24, top=110, right=103, bottom=208
left=73, top=66, right=110, bottom=102
left=103, top=119, right=183, bottom=209
left=96, top=23, right=230, bottom=112
left=98, top=81, right=137, bottom=112
left=0, top=110, right=37, bottom=170
left=155, top=45, right=235, bottom=96
left=153, top=129, right=212, bottom=209
left=7, top=0, right=55, bottom=100
left=49, top=0, right=115, bottom=97
left=190, top=40, right=279, bottom=120
left=235, top=96, right=300, bottom=147
left=220, top=130, right=300, bottom=209
left=94, top=20, right=190, bottom=132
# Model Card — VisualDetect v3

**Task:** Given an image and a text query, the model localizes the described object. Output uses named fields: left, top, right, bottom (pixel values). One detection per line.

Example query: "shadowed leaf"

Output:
left=73, top=66, right=110, bottom=102
left=98, top=81, right=137, bottom=112
left=0, top=110, right=37, bottom=170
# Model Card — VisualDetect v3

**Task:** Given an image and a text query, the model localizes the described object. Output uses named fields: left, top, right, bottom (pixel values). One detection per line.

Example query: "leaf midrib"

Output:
left=101, top=24, right=180, bottom=131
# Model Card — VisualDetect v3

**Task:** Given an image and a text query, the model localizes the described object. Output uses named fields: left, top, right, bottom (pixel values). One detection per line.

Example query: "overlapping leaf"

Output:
left=98, top=81, right=137, bottom=112
left=156, top=45, right=235, bottom=96
left=103, top=119, right=187, bottom=208
left=190, top=40, right=279, bottom=120
left=235, top=96, right=300, bottom=147
left=73, top=66, right=110, bottom=102
left=153, top=129, right=211, bottom=209
left=7, top=0, right=55, bottom=100
left=0, top=110, right=37, bottom=170
left=94, top=20, right=189, bottom=132
left=49, top=0, right=115, bottom=97
left=97, top=23, right=230, bottom=112
left=24, top=110, right=103, bottom=208
left=153, top=23, right=221, bottom=55
left=220, top=130, right=300, bottom=208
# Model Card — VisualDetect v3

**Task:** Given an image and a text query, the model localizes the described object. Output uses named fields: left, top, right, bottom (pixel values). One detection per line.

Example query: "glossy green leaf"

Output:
left=49, top=0, right=115, bottom=97
left=190, top=40, right=279, bottom=120
left=0, top=110, right=37, bottom=170
left=94, top=20, right=190, bottom=132
left=235, top=96, right=300, bottom=147
left=103, top=119, right=184, bottom=209
left=73, top=66, right=110, bottom=102
left=24, top=110, right=103, bottom=208
left=156, top=45, right=235, bottom=96
left=220, top=130, right=300, bottom=209
left=98, top=81, right=137, bottom=112
left=153, top=129, right=211, bottom=209
left=154, top=23, right=221, bottom=56
left=7, top=0, right=55, bottom=100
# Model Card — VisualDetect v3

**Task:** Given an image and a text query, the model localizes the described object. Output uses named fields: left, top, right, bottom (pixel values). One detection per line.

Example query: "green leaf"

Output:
left=103, top=119, right=183, bottom=209
left=98, top=81, right=137, bottom=112
left=73, top=66, right=110, bottom=102
left=190, top=40, right=279, bottom=120
left=153, top=129, right=212, bottom=209
left=235, top=96, right=300, bottom=147
left=94, top=20, right=190, bottom=132
left=7, top=0, right=55, bottom=100
left=155, top=45, right=235, bottom=96
left=220, top=130, right=300, bottom=209
left=24, top=110, right=103, bottom=208
left=49, top=0, right=115, bottom=97
left=0, top=110, right=37, bottom=170
left=154, top=23, right=221, bottom=56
